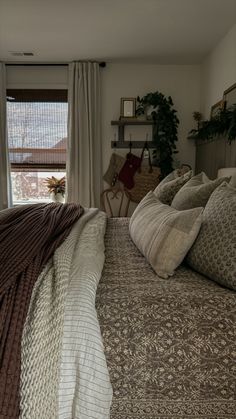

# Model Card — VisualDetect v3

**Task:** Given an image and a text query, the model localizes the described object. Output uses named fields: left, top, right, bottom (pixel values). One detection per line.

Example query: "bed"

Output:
left=97, top=218, right=236, bottom=419
left=0, top=173, right=236, bottom=419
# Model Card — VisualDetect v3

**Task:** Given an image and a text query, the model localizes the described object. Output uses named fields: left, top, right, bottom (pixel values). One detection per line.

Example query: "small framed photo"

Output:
left=120, top=97, right=136, bottom=118
left=210, top=99, right=225, bottom=119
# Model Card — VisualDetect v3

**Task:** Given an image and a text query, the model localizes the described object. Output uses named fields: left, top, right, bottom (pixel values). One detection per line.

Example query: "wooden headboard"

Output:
left=195, top=137, right=236, bottom=178
left=196, top=83, right=236, bottom=178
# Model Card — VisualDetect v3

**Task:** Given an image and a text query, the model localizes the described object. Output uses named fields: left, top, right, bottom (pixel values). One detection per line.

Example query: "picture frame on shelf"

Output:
left=210, top=99, right=226, bottom=119
left=223, top=83, right=236, bottom=108
left=120, top=97, right=136, bottom=119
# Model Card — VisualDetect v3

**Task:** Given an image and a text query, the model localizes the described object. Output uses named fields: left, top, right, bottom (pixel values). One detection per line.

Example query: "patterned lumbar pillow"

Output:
left=129, top=191, right=203, bottom=279
left=153, top=170, right=193, bottom=205
left=171, top=172, right=231, bottom=210
left=186, top=182, right=236, bottom=291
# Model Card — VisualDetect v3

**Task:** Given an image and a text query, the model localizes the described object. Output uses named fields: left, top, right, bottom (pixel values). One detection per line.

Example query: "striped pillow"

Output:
left=129, top=191, right=203, bottom=278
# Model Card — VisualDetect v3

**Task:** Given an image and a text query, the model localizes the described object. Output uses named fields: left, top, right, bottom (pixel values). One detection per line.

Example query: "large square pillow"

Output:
left=153, top=170, right=193, bottom=205
left=129, top=191, right=203, bottom=278
left=186, top=182, right=236, bottom=291
left=171, top=172, right=231, bottom=210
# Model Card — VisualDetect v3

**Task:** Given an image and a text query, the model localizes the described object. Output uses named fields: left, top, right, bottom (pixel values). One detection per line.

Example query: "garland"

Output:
left=189, top=104, right=236, bottom=143
left=136, top=92, right=179, bottom=177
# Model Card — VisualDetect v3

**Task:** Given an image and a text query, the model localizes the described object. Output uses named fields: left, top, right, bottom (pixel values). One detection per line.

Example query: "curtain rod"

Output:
left=5, top=62, right=106, bottom=68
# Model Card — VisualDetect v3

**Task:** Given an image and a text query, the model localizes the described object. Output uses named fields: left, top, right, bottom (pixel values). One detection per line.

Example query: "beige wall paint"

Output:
left=201, top=23, right=236, bottom=118
left=101, top=63, right=200, bottom=175
left=6, top=65, right=68, bottom=89
left=7, top=63, right=201, bottom=174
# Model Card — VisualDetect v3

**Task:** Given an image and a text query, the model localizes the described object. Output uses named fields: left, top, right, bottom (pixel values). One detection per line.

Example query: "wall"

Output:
left=6, top=65, right=68, bottom=89
left=6, top=63, right=201, bottom=175
left=201, top=23, right=236, bottom=118
left=101, top=63, right=200, bottom=175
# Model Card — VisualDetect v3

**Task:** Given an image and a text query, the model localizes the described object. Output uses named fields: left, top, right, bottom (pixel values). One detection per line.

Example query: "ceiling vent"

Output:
left=9, top=51, right=34, bottom=56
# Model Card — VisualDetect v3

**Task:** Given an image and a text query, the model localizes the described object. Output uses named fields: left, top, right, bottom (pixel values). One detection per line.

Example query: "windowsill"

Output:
left=13, top=198, right=52, bottom=206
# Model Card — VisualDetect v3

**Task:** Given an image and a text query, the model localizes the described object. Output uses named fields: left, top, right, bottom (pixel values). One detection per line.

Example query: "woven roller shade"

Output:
left=7, top=89, right=68, bottom=170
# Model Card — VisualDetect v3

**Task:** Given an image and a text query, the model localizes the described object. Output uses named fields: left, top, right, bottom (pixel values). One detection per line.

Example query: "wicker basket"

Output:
left=129, top=164, right=161, bottom=203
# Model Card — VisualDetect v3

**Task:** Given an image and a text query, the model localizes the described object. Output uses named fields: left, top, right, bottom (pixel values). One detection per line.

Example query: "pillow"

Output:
left=171, top=172, right=231, bottom=210
left=186, top=182, right=236, bottom=291
left=129, top=191, right=203, bottom=279
left=157, top=169, right=180, bottom=187
left=153, top=170, right=193, bottom=205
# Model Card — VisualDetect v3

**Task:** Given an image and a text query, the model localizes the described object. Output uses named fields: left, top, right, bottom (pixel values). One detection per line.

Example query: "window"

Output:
left=7, top=89, right=68, bottom=204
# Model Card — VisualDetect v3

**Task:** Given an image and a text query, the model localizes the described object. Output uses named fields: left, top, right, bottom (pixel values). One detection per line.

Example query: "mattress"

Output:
left=96, top=218, right=236, bottom=419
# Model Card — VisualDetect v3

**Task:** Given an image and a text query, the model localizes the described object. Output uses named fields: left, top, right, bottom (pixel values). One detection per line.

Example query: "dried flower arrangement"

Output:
left=44, top=176, right=66, bottom=196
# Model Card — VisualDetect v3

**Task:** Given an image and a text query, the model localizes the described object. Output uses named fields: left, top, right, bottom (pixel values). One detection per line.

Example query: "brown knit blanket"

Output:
left=0, top=203, right=84, bottom=419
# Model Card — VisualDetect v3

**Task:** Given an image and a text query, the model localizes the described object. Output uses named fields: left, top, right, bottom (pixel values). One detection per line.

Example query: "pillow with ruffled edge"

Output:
left=129, top=191, right=203, bottom=279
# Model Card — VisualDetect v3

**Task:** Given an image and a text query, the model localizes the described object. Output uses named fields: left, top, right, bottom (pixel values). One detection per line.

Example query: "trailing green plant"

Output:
left=189, top=104, right=236, bottom=143
left=136, top=92, right=179, bottom=177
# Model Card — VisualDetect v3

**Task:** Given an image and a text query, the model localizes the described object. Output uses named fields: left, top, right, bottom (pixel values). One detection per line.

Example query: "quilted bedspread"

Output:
left=96, top=218, right=236, bottom=419
left=20, top=209, right=112, bottom=419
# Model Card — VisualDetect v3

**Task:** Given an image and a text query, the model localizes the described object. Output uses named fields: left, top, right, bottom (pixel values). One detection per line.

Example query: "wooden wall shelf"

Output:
left=111, top=119, right=156, bottom=149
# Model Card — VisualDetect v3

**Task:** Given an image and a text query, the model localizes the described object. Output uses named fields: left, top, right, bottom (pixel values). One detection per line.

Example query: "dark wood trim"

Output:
left=111, top=120, right=154, bottom=126
left=111, top=119, right=156, bottom=148
left=223, top=82, right=236, bottom=98
left=7, top=88, right=68, bottom=102
left=111, top=141, right=156, bottom=149
left=9, top=147, right=66, bottom=154
left=11, top=163, right=66, bottom=170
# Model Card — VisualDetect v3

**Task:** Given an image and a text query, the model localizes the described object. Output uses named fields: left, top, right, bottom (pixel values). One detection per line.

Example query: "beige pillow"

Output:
left=153, top=170, right=193, bottom=205
left=129, top=191, right=203, bottom=278
left=186, top=182, right=236, bottom=291
left=171, top=172, right=231, bottom=210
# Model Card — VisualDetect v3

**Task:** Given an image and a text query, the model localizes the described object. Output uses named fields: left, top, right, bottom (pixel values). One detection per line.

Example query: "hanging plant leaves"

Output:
left=189, top=104, right=236, bottom=143
left=136, top=91, right=179, bottom=177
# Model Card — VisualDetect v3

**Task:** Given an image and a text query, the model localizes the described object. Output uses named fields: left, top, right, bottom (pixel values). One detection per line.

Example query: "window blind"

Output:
left=7, top=89, right=68, bottom=170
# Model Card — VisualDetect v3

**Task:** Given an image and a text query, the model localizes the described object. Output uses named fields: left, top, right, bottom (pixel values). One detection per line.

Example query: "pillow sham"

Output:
left=156, top=169, right=180, bottom=187
left=186, top=182, right=236, bottom=291
left=171, top=172, right=231, bottom=210
left=153, top=170, right=193, bottom=205
left=129, top=191, right=203, bottom=279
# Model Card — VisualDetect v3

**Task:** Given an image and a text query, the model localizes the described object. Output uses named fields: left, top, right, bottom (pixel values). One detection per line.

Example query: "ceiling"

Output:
left=0, top=0, right=236, bottom=64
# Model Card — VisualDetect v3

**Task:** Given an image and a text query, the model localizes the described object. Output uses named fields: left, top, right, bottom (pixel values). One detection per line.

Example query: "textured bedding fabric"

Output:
left=96, top=218, right=236, bottom=419
left=0, top=203, right=84, bottom=419
left=154, top=170, right=192, bottom=205
left=172, top=172, right=230, bottom=210
left=20, top=209, right=112, bottom=419
left=187, top=182, right=236, bottom=291
left=129, top=191, right=203, bottom=278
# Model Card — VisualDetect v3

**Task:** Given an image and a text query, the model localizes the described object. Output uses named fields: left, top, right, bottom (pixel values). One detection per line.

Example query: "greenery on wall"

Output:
left=136, top=92, right=179, bottom=177
left=189, top=104, right=236, bottom=143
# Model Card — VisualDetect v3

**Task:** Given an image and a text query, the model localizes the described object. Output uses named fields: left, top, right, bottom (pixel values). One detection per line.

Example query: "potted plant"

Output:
left=136, top=91, right=179, bottom=177
left=44, top=176, right=66, bottom=203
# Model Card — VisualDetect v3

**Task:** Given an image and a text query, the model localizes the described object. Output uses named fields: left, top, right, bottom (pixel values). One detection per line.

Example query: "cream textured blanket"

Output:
left=20, top=209, right=112, bottom=419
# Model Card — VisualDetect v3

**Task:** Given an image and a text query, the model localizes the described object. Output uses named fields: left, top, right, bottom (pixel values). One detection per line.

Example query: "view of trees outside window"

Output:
left=7, top=98, right=68, bottom=204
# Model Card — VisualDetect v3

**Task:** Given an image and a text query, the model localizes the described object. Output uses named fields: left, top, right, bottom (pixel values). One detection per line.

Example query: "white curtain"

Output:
left=66, top=62, right=102, bottom=207
left=0, top=63, right=12, bottom=210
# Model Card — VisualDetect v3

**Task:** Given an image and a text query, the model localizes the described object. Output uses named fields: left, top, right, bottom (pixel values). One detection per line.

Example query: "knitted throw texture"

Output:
left=0, top=203, right=84, bottom=419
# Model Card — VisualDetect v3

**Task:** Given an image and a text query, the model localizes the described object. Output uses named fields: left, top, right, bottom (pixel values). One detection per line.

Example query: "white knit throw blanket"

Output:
left=20, top=209, right=112, bottom=419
